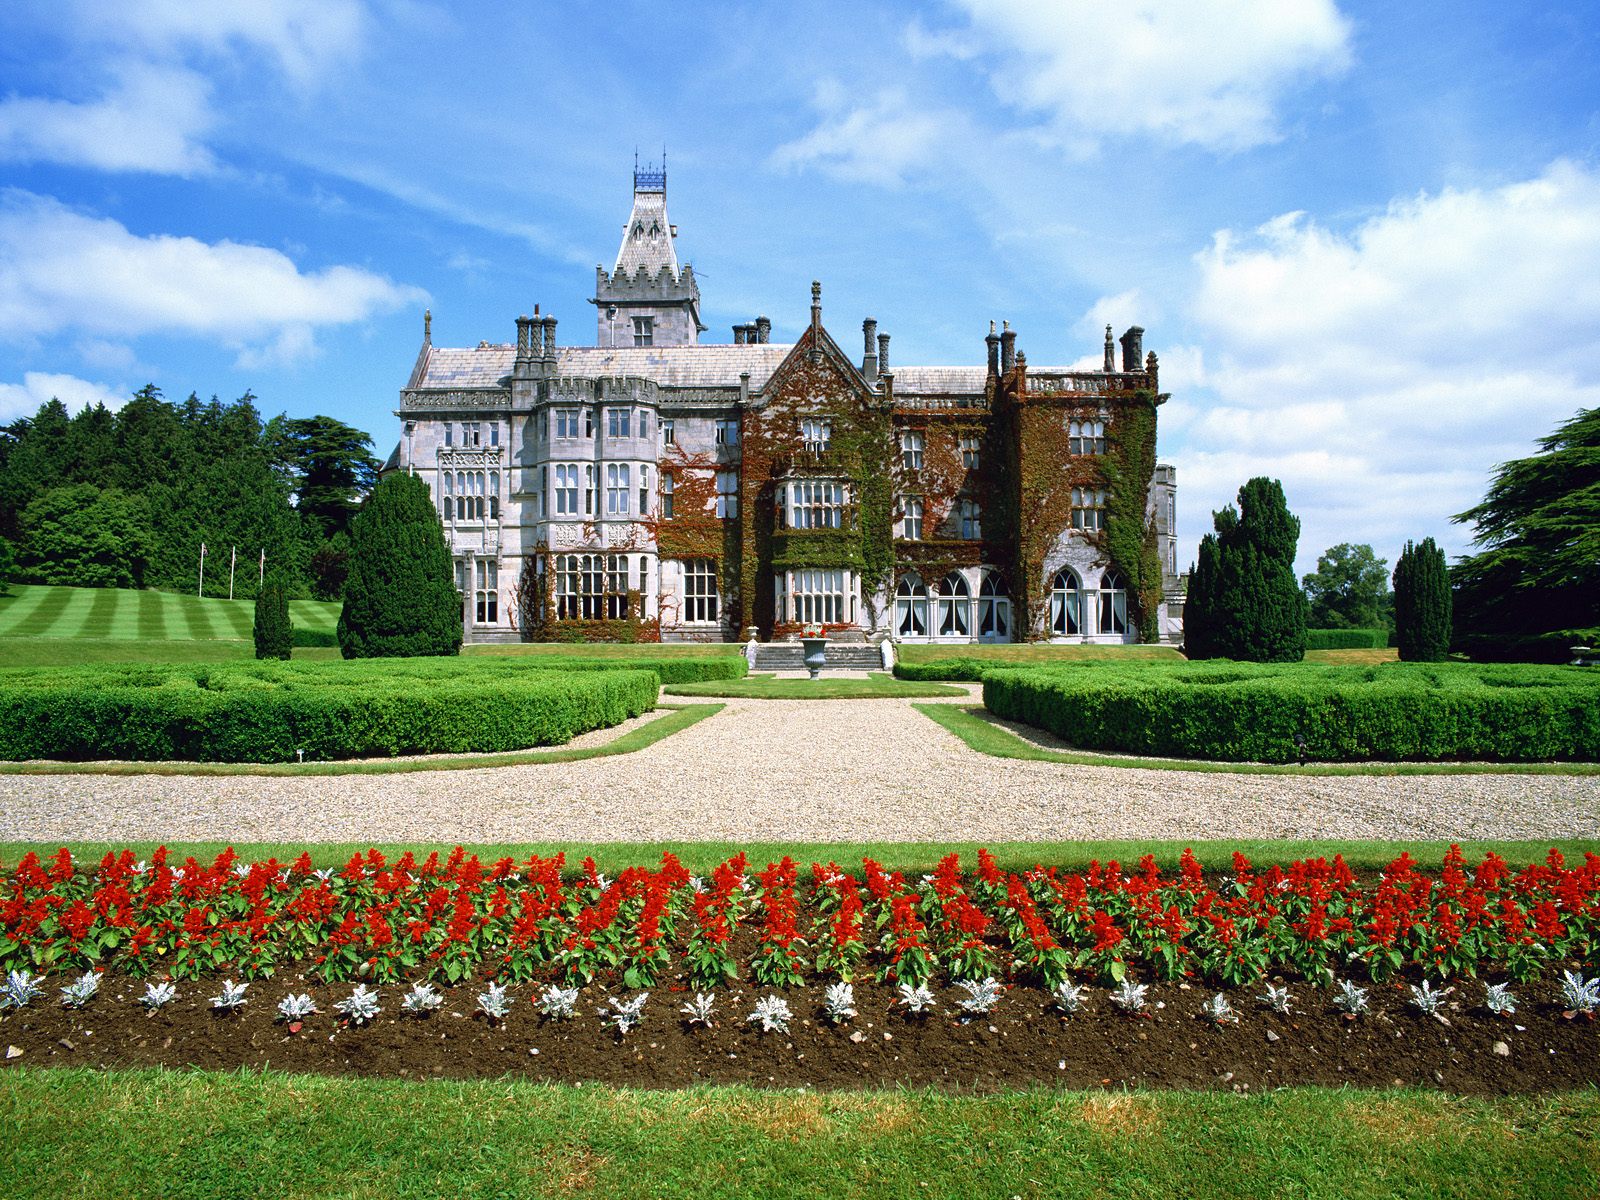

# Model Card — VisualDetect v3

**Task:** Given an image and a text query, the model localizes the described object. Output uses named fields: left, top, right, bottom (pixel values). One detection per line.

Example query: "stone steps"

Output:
left=752, top=644, right=884, bottom=671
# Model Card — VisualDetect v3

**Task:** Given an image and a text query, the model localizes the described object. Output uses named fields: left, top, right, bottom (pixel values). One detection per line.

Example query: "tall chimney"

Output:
left=423, top=308, right=432, bottom=345
left=1119, top=326, right=1143, bottom=372
left=755, top=315, right=771, bottom=344
left=810, top=281, right=822, bottom=331
left=516, top=315, right=534, bottom=363
left=542, top=315, right=558, bottom=361
left=1103, top=324, right=1115, bottom=372
left=733, top=325, right=747, bottom=345
left=1000, top=321, right=1016, bottom=373
left=862, top=318, right=879, bottom=380
left=877, top=332, right=890, bottom=373
left=985, top=320, right=1000, bottom=377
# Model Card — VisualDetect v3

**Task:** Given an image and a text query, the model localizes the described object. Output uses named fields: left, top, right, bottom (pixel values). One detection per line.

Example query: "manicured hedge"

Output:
left=982, top=661, right=1600, bottom=763
left=1305, top=628, right=1390, bottom=650
left=894, top=658, right=990, bottom=682
left=0, top=661, right=658, bottom=763
left=291, top=627, right=338, bottom=648
left=508, top=655, right=747, bottom=685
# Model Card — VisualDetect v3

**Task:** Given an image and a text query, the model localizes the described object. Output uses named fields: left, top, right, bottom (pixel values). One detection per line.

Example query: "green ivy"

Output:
left=1103, top=391, right=1164, bottom=642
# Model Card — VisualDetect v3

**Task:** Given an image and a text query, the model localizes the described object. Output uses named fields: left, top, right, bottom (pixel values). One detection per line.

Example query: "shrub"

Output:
left=893, top=659, right=990, bottom=682
left=1394, top=537, right=1452, bottom=662
left=0, top=661, right=658, bottom=762
left=508, top=656, right=746, bottom=685
left=338, top=474, right=462, bottom=659
left=253, top=578, right=293, bottom=660
left=1186, top=478, right=1307, bottom=663
left=1305, top=628, right=1390, bottom=650
left=291, top=627, right=339, bottom=648
left=980, top=661, right=1600, bottom=763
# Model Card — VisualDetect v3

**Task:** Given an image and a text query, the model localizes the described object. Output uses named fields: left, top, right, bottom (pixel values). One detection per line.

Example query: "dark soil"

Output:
left=3, top=973, right=1594, bottom=1093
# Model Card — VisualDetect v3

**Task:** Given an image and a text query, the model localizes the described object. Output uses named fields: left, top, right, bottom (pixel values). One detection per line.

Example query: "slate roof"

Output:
left=614, top=188, right=681, bottom=278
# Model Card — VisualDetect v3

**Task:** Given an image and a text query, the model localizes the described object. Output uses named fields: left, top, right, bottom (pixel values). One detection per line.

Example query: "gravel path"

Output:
left=0, top=694, right=1595, bottom=844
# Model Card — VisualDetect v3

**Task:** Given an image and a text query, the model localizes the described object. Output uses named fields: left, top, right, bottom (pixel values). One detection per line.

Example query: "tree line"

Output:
left=0, top=387, right=381, bottom=600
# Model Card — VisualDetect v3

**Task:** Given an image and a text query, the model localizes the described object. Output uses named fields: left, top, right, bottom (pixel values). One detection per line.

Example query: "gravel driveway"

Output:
left=0, top=694, right=1595, bottom=844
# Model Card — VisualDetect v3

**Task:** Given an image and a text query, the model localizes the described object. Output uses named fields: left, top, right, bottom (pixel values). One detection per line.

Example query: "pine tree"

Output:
left=1393, top=537, right=1452, bottom=661
left=337, top=473, right=462, bottom=658
left=253, top=577, right=293, bottom=660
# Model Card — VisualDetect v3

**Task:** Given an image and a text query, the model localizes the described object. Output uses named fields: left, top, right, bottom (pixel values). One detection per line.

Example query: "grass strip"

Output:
left=3, top=838, right=1593, bottom=876
left=135, top=588, right=168, bottom=640
left=0, top=702, right=721, bottom=779
left=2, top=1070, right=1595, bottom=1200
left=917, top=703, right=1600, bottom=777
left=5, top=584, right=72, bottom=637
left=664, top=674, right=967, bottom=699
left=73, top=585, right=120, bottom=638
left=0, top=584, right=51, bottom=636
left=173, top=593, right=221, bottom=641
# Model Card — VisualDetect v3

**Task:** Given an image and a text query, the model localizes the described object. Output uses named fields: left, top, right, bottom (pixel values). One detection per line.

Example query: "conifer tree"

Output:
left=1185, top=477, right=1306, bottom=662
left=253, top=577, right=293, bottom=660
left=1393, top=537, right=1451, bottom=661
left=1184, top=533, right=1221, bottom=658
left=337, top=473, right=462, bottom=658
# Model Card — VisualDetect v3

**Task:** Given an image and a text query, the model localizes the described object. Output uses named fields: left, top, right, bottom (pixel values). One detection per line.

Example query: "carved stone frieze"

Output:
left=401, top=389, right=511, bottom=410
left=437, top=447, right=504, bottom=469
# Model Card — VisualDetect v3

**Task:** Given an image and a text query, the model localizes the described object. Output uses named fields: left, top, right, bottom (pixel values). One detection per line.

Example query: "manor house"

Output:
left=393, top=165, right=1182, bottom=645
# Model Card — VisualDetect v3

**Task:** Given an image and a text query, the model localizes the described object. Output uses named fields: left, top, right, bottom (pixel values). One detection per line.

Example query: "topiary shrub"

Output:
left=1305, top=628, right=1390, bottom=650
left=337, top=473, right=462, bottom=659
left=1394, top=537, right=1452, bottom=662
left=253, top=577, right=293, bottom=660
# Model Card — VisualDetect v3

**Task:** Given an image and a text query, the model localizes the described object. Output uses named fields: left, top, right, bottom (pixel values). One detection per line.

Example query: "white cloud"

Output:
left=0, top=63, right=217, bottom=175
left=0, top=372, right=127, bottom=422
left=771, top=87, right=968, bottom=188
left=1172, top=159, right=1600, bottom=568
left=0, top=191, right=426, bottom=359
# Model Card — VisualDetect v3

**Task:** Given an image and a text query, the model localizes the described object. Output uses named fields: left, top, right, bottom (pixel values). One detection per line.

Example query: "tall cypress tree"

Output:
left=1184, top=533, right=1221, bottom=658
left=253, top=577, right=293, bottom=660
left=337, top=473, right=462, bottom=658
left=1394, top=537, right=1451, bottom=661
left=1186, top=477, right=1307, bottom=662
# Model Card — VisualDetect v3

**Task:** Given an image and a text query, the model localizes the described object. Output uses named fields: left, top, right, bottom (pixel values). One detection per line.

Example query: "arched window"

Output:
left=936, top=572, right=970, bottom=637
left=894, top=572, right=928, bottom=638
left=1098, top=569, right=1128, bottom=636
left=978, top=570, right=1011, bottom=640
left=1050, top=569, right=1082, bottom=636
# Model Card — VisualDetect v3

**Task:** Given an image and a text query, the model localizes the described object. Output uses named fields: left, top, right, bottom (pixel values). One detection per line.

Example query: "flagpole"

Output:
left=198, top=543, right=206, bottom=597
left=259, top=548, right=265, bottom=587
left=229, top=546, right=237, bottom=601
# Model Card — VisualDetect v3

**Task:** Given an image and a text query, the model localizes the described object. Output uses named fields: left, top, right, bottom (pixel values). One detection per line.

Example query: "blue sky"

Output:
left=2, top=0, right=1598, bottom=575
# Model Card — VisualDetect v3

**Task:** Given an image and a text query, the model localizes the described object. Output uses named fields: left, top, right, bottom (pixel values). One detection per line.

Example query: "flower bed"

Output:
left=1, top=846, right=1595, bottom=1092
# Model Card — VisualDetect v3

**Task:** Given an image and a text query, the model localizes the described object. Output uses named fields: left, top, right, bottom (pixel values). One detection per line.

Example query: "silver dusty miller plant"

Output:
left=1110, top=978, right=1150, bottom=1015
left=210, top=980, right=249, bottom=1011
left=476, top=982, right=513, bottom=1021
left=1483, top=982, right=1518, bottom=1017
left=1333, top=979, right=1369, bottom=1016
left=1559, top=970, right=1600, bottom=1015
left=1257, top=984, right=1295, bottom=1014
left=1201, top=993, right=1239, bottom=1025
left=336, top=984, right=382, bottom=1025
left=277, top=993, right=318, bottom=1022
left=679, top=992, right=717, bottom=1027
left=954, top=977, right=1004, bottom=1017
left=2, top=970, right=43, bottom=1010
left=897, top=982, right=937, bottom=1014
left=401, top=982, right=443, bottom=1015
left=822, top=982, right=856, bottom=1024
left=1053, top=980, right=1089, bottom=1015
left=1409, top=980, right=1453, bottom=1017
left=141, top=981, right=177, bottom=1010
left=746, top=995, right=792, bottom=1034
left=537, top=985, right=581, bottom=1021
left=60, top=972, right=100, bottom=1009
left=599, top=992, right=649, bottom=1035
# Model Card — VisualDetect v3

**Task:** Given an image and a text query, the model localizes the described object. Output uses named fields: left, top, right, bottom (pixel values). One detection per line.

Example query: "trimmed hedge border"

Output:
left=0, top=662, right=658, bottom=763
left=1305, top=628, right=1391, bottom=650
left=982, top=661, right=1600, bottom=763
left=508, top=656, right=747, bottom=685
left=894, top=658, right=990, bottom=682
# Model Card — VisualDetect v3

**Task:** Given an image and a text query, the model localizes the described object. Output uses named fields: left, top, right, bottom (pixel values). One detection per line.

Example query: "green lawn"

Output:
left=466, top=641, right=741, bottom=658
left=664, top=673, right=967, bottom=698
left=3, top=1070, right=1594, bottom=1200
left=896, top=641, right=1185, bottom=664
left=0, top=584, right=339, bottom=641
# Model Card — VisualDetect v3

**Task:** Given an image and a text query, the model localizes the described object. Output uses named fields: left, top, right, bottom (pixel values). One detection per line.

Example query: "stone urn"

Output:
left=800, top=636, right=828, bottom=680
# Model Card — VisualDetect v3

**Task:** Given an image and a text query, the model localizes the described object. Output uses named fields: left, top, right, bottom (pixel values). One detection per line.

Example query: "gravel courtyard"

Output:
left=1, top=693, right=1595, bottom=845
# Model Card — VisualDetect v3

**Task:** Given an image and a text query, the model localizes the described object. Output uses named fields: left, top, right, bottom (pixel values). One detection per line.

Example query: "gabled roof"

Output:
left=614, top=187, right=681, bottom=279
left=408, top=343, right=797, bottom=393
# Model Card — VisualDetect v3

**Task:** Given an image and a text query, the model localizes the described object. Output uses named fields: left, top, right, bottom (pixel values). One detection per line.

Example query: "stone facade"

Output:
left=393, top=166, right=1183, bottom=644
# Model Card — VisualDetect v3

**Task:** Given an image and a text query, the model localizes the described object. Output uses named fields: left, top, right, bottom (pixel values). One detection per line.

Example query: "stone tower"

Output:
left=591, top=159, right=705, bottom=347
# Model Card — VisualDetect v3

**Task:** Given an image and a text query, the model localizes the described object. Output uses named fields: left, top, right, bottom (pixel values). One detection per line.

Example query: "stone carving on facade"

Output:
left=402, top=389, right=512, bottom=410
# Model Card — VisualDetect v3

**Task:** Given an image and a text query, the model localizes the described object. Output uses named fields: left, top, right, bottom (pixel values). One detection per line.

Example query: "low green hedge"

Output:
left=0, top=661, right=658, bottom=763
left=1305, top=628, right=1390, bottom=650
left=291, top=628, right=338, bottom=648
left=510, top=656, right=747, bottom=684
left=982, top=661, right=1600, bottom=763
left=894, top=658, right=990, bottom=682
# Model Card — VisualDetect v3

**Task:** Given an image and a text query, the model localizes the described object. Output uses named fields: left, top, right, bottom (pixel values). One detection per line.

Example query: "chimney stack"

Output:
left=423, top=309, right=432, bottom=345
left=1103, top=324, right=1115, bottom=372
left=862, top=318, right=879, bottom=380
left=1119, top=326, right=1143, bottom=373
left=733, top=325, right=747, bottom=345
left=755, top=315, right=771, bottom=344
left=1000, top=321, right=1016, bottom=373
left=985, top=320, right=1000, bottom=377
left=516, top=315, right=534, bottom=363
left=810, top=281, right=822, bottom=331
left=542, top=315, right=558, bottom=361
left=877, top=332, right=890, bottom=373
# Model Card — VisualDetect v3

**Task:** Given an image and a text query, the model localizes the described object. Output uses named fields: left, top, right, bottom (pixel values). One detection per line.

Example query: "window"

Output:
left=716, top=470, right=738, bottom=518
left=540, top=466, right=548, bottom=517
left=489, top=471, right=500, bottom=520
left=440, top=472, right=452, bottom=521
left=1069, top=419, right=1106, bottom=455
left=1071, top=487, right=1106, bottom=531
left=978, top=570, right=1011, bottom=640
left=715, top=418, right=739, bottom=447
left=450, top=470, right=490, bottom=521
left=554, top=554, right=631, bottom=620
left=1098, top=569, right=1128, bottom=636
left=901, top=430, right=924, bottom=470
left=443, top=423, right=454, bottom=448
left=489, top=424, right=500, bottom=448
left=638, top=464, right=650, bottom=515
left=555, top=409, right=580, bottom=440
left=584, top=408, right=594, bottom=438
left=936, top=572, right=970, bottom=637
left=959, top=499, right=981, bottom=540
left=607, top=554, right=629, bottom=618
left=475, top=559, right=498, bottom=624
left=1051, top=569, right=1082, bottom=636
left=554, top=464, right=579, bottom=515
left=683, top=559, right=719, bottom=623
left=606, top=463, right=631, bottom=515
left=462, top=422, right=481, bottom=448
left=454, top=559, right=467, bottom=594
left=662, top=419, right=675, bottom=446
left=790, top=569, right=847, bottom=624
left=788, top=480, right=844, bottom=529
left=632, top=316, right=654, bottom=346
left=894, top=573, right=928, bottom=638
left=661, top=473, right=674, bottom=519
left=801, top=418, right=831, bottom=455
left=900, top=496, right=923, bottom=540
left=607, top=408, right=632, bottom=439
left=960, top=435, right=980, bottom=470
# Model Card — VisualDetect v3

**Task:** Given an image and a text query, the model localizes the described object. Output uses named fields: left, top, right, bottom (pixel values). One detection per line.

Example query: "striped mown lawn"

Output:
left=0, top=585, right=340, bottom=642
